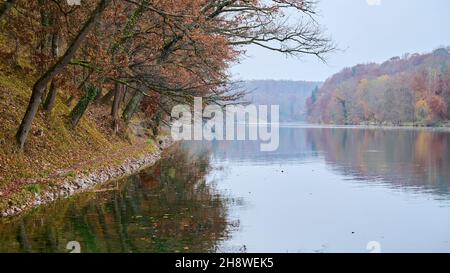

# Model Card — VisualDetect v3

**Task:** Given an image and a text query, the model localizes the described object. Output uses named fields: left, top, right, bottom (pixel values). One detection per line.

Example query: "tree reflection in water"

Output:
left=305, top=128, right=450, bottom=195
left=0, top=143, right=234, bottom=253
left=188, top=127, right=450, bottom=197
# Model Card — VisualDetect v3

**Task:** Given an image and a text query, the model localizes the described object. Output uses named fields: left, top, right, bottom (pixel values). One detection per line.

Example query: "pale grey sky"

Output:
left=231, top=0, right=450, bottom=82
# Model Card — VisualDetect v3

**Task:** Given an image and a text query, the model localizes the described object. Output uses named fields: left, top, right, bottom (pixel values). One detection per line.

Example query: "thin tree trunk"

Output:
left=112, top=83, right=123, bottom=133
left=38, top=0, right=52, bottom=54
left=43, top=81, right=58, bottom=112
left=70, top=83, right=99, bottom=128
left=16, top=0, right=111, bottom=149
left=122, top=90, right=144, bottom=123
left=122, top=86, right=127, bottom=104
left=0, top=0, right=16, bottom=20
left=51, top=27, right=60, bottom=58
left=43, top=32, right=60, bottom=113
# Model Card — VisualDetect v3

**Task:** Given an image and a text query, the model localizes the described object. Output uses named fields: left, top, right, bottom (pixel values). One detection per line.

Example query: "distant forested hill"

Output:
left=243, top=80, right=322, bottom=122
left=306, top=48, right=450, bottom=126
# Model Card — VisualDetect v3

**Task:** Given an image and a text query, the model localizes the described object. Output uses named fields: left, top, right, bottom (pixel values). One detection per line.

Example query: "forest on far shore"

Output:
left=306, top=48, right=450, bottom=126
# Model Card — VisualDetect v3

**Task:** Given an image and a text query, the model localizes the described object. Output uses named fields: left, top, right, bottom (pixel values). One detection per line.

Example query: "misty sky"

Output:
left=230, top=0, right=450, bottom=82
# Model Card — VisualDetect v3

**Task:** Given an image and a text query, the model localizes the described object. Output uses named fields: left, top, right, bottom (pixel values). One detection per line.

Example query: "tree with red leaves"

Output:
left=5, top=0, right=333, bottom=149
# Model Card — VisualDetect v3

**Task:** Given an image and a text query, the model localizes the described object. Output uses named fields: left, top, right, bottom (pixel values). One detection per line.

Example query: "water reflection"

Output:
left=188, top=126, right=450, bottom=197
left=1, top=126, right=450, bottom=252
left=306, top=128, right=450, bottom=196
left=0, top=144, right=233, bottom=253
left=185, top=126, right=450, bottom=252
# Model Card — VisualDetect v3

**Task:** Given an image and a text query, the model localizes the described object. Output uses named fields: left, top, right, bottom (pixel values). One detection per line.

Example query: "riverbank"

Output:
left=0, top=137, right=173, bottom=218
left=0, top=62, right=174, bottom=218
left=296, top=122, right=450, bottom=131
left=356, top=121, right=450, bottom=128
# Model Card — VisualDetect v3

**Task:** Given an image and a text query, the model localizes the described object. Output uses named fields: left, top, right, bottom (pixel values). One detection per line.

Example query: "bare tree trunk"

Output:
left=112, top=83, right=123, bottom=133
left=43, top=32, right=60, bottom=113
left=122, top=86, right=127, bottom=104
left=94, top=78, right=106, bottom=102
left=122, top=90, right=144, bottom=123
left=16, top=0, right=111, bottom=149
left=43, top=80, right=58, bottom=112
left=0, top=0, right=16, bottom=20
left=70, top=83, right=99, bottom=128
left=38, top=0, right=52, bottom=54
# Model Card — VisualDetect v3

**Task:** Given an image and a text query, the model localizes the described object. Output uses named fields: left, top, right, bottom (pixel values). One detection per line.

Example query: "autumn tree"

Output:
left=15, top=0, right=111, bottom=149
left=11, top=0, right=333, bottom=149
left=307, top=48, right=450, bottom=126
left=119, top=0, right=334, bottom=123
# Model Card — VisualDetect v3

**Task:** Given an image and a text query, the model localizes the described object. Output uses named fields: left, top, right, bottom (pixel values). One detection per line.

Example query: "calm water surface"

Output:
left=1, top=125, right=450, bottom=253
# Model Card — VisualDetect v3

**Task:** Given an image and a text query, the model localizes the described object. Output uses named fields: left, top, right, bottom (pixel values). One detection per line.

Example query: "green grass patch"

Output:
left=26, top=184, right=42, bottom=194
left=66, top=171, right=76, bottom=178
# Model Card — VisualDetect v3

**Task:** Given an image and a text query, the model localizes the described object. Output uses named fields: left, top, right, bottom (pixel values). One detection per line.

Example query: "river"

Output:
left=1, top=125, right=449, bottom=253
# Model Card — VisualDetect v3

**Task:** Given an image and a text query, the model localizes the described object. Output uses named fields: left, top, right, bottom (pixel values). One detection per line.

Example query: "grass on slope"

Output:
left=0, top=63, right=156, bottom=211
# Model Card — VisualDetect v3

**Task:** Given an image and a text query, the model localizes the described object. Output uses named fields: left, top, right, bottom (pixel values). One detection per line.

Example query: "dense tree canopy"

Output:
left=0, top=0, right=333, bottom=148
left=306, top=48, right=450, bottom=126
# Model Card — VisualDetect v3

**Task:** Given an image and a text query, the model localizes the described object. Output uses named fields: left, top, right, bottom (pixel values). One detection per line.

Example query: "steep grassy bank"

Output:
left=0, top=62, right=163, bottom=214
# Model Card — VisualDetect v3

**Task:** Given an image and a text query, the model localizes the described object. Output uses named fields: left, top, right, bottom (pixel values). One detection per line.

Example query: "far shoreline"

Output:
left=277, top=122, right=450, bottom=131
